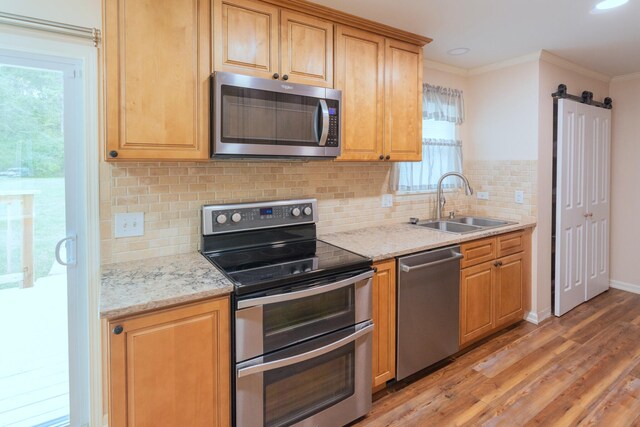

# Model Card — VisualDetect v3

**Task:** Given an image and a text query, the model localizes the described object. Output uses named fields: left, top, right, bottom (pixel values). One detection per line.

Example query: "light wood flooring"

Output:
left=356, top=289, right=640, bottom=426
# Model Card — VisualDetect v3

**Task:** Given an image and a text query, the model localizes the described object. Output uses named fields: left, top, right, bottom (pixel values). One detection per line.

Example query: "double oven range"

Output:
left=201, top=199, right=374, bottom=427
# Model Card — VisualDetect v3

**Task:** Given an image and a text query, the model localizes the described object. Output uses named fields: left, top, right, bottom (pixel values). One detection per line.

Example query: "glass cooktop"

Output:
left=204, top=239, right=371, bottom=295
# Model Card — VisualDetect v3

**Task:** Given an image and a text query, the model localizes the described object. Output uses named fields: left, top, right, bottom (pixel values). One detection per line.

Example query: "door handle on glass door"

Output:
left=55, top=235, right=77, bottom=266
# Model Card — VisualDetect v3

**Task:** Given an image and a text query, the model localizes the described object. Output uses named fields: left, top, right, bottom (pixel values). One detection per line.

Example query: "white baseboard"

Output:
left=610, top=280, right=640, bottom=295
left=525, top=307, right=552, bottom=325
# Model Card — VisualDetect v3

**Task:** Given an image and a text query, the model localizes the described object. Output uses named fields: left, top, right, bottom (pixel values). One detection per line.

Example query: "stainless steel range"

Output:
left=201, top=199, right=373, bottom=427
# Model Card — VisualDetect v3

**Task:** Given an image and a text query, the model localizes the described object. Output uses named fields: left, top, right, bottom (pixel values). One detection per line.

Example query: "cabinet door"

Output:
left=384, top=38, right=423, bottom=161
left=495, top=253, right=525, bottom=328
left=460, top=261, right=494, bottom=347
left=280, top=10, right=333, bottom=88
left=213, top=0, right=279, bottom=79
left=335, top=26, right=385, bottom=161
left=104, top=0, right=210, bottom=160
left=372, top=259, right=396, bottom=390
left=108, top=298, right=230, bottom=427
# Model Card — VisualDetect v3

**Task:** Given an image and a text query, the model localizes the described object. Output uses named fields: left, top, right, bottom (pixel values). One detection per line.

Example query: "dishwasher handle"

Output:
left=400, top=251, right=463, bottom=273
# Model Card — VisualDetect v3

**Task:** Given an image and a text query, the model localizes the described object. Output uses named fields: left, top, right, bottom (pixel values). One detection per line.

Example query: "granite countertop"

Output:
left=320, top=220, right=537, bottom=262
left=100, top=252, right=233, bottom=319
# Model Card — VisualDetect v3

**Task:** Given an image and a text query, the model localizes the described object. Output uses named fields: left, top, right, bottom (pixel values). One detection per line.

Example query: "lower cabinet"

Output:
left=371, top=258, right=396, bottom=391
left=459, top=230, right=531, bottom=347
left=106, top=296, right=230, bottom=427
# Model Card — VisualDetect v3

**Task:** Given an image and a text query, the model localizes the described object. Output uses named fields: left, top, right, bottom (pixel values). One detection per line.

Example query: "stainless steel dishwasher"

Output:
left=396, top=245, right=463, bottom=381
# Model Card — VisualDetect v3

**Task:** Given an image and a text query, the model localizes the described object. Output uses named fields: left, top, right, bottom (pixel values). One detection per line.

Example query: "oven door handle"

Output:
left=236, top=270, right=373, bottom=309
left=237, top=322, right=373, bottom=378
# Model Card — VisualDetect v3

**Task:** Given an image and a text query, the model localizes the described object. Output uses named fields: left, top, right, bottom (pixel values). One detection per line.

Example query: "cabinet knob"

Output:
left=282, top=74, right=289, bottom=81
left=113, top=325, right=123, bottom=335
left=385, top=155, right=391, bottom=160
left=272, top=73, right=279, bottom=79
left=373, top=267, right=378, bottom=273
left=109, top=150, right=118, bottom=158
left=379, top=155, right=384, bottom=160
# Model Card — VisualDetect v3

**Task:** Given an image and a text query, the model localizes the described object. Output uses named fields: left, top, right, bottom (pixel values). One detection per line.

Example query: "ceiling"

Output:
left=310, top=0, right=640, bottom=78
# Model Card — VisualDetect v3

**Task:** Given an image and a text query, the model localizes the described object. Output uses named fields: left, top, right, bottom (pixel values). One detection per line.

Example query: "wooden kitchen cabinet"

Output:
left=384, top=38, right=423, bottom=161
left=371, top=258, right=396, bottom=391
left=335, top=26, right=385, bottom=161
left=214, top=0, right=333, bottom=87
left=213, top=0, right=279, bottom=79
left=459, top=230, right=531, bottom=347
left=103, top=0, right=211, bottom=161
left=107, top=297, right=230, bottom=427
left=336, top=28, right=423, bottom=162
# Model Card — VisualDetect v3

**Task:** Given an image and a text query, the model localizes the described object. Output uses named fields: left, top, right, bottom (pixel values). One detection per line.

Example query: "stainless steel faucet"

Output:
left=436, top=172, right=474, bottom=220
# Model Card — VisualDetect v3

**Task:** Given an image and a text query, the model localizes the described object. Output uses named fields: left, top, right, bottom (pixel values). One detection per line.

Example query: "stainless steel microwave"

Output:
left=211, top=72, right=341, bottom=159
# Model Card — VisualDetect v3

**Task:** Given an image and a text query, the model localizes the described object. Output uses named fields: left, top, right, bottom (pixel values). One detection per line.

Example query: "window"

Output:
left=392, top=84, right=465, bottom=192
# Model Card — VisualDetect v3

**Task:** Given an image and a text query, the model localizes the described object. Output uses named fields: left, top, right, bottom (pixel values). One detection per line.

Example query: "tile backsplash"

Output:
left=99, top=160, right=536, bottom=265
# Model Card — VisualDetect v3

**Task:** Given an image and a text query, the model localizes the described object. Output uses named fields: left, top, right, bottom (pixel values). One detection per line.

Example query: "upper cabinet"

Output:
left=103, top=0, right=211, bottom=161
left=335, top=28, right=423, bottom=162
left=214, top=0, right=333, bottom=87
left=103, top=0, right=430, bottom=161
left=213, top=0, right=279, bottom=79
left=384, top=39, right=423, bottom=162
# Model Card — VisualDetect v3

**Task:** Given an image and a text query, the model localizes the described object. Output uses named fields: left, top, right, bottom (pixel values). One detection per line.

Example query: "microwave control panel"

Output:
left=326, top=100, right=339, bottom=147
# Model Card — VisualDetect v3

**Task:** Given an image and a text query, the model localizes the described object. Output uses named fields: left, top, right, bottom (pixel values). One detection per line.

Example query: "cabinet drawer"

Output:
left=460, top=237, right=496, bottom=269
left=497, top=231, right=525, bottom=258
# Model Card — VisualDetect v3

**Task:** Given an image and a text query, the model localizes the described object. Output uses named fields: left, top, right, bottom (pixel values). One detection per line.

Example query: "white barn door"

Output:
left=585, top=107, right=611, bottom=300
left=555, top=99, right=611, bottom=316
left=555, top=99, right=587, bottom=316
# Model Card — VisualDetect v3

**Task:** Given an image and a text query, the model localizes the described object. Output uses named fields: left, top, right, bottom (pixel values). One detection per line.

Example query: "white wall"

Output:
left=610, top=76, right=640, bottom=288
left=466, top=61, right=539, bottom=162
left=0, top=0, right=100, bottom=28
left=536, top=58, right=610, bottom=319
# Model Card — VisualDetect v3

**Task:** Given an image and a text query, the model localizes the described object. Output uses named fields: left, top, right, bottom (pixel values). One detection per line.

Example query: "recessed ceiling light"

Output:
left=594, top=0, right=628, bottom=10
left=447, top=48, right=470, bottom=56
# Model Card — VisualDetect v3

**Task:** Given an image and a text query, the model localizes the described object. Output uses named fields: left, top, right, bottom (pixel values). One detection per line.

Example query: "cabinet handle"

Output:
left=272, top=73, right=279, bottom=79
left=379, top=155, right=384, bottom=160
left=373, top=267, right=378, bottom=273
left=113, top=325, right=123, bottom=335
left=109, top=150, right=118, bottom=158
left=385, top=155, right=391, bottom=160
left=282, top=74, right=289, bottom=81
left=494, top=261, right=503, bottom=267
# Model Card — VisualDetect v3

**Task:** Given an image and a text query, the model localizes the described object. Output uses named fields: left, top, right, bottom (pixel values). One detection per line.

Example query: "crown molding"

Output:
left=423, top=59, right=468, bottom=77
left=467, top=52, right=541, bottom=76
left=539, top=50, right=611, bottom=83
left=611, top=72, right=640, bottom=82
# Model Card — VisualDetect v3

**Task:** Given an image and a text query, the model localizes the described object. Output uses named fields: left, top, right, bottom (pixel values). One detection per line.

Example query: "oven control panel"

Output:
left=202, top=199, right=318, bottom=235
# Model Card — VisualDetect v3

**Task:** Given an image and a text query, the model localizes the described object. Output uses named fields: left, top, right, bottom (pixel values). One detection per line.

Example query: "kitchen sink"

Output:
left=448, top=216, right=515, bottom=228
left=418, top=221, right=481, bottom=234
left=415, top=216, right=516, bottom=234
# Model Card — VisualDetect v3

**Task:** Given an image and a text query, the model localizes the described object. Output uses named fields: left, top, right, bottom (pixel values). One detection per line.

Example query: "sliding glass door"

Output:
left=0, top=49, right=89, bottom=427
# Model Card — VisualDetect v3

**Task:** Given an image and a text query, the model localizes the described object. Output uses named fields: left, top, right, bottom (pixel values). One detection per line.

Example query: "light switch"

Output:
left=115, top=212, right=144, bottom=238
left=515, top=190, right=524, bottom=204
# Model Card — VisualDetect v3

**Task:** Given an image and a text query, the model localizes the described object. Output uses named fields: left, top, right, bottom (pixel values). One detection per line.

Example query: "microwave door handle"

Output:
left=236, top=270, right=373, bottom=309
left=317, top=99, right=329, bottom=146
left=237, top=322, right=373, bottom=378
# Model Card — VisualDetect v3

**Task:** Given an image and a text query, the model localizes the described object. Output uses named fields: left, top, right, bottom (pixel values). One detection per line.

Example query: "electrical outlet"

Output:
left=381, top=194, right=393, bottom=208
left=477, top=191, right=489, bottom=200
left=515, top=190, right=524, bottom=204
left=115, top=212, right=144, bottom=238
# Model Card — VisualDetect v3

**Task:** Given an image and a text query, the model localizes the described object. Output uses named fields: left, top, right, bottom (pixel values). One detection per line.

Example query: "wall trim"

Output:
left=468, top=51, right=541, bottom=76
left=539, top=50, right=611, bottom=83
left=610, top=280, right=640, bottom=294
left=525, top=307, right=552, bottom=325
left=611, top=72, right=640, bottom=82
left=424, top=59, right=468, bottom=77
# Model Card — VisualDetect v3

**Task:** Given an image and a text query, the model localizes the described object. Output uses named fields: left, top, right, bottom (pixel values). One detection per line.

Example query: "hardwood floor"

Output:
left=356, top=289, right=640, bottom=426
